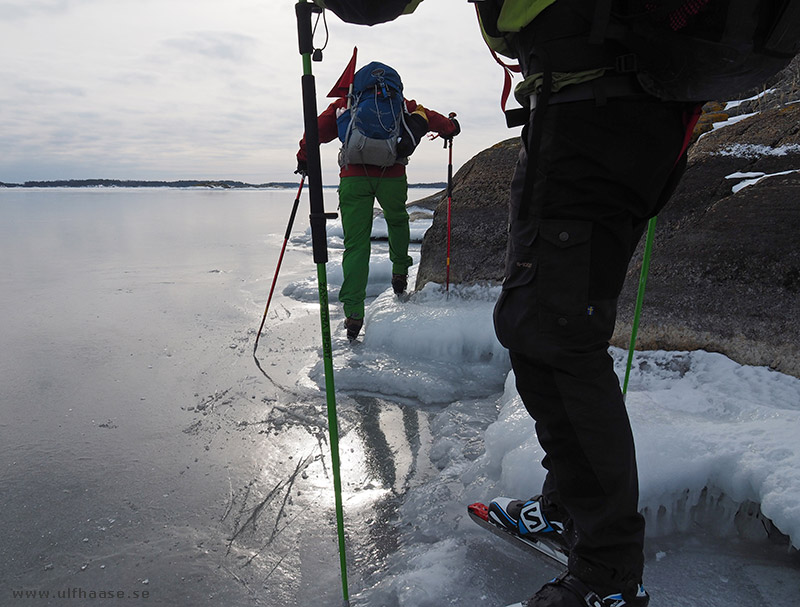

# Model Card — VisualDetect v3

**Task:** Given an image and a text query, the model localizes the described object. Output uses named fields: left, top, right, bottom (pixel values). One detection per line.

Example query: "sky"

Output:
left=0, top=0, right=513, bottom=184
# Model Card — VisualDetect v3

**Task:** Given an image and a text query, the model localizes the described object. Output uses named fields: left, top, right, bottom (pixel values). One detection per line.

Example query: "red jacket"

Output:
left=297, top=97, right=458, bottom=178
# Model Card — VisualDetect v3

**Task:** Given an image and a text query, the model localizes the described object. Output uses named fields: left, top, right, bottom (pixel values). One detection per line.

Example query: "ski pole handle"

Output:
left=444, top=112, right=457, bottom=147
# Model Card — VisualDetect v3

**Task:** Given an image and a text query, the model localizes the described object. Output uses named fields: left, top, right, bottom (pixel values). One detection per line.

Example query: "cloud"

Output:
left=0, top=0, right=88, bottom=20
left=0, top=0, right=514, bottom=183
left=9, top=74, right=86, bottom=98
left=161, top=31, right=258, bottom=63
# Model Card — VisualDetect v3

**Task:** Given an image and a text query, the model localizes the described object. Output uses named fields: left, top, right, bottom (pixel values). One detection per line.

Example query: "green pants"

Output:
left=338, top=176, right=412, bottom=319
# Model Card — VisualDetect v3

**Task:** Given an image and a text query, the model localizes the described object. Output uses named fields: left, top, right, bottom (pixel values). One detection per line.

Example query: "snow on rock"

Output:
left=725, top=169, right=800, bottom=193
left=716, top=143, right=800, bottom=158
left=700, top=111, right=758, bottom=139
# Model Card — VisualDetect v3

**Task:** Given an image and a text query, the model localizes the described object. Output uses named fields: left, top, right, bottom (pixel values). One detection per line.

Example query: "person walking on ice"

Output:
left=296, top=59, right=460, bottom=341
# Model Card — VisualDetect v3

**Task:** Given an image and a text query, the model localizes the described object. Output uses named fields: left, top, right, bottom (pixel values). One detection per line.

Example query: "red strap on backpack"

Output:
left=475, top=4, right=522, bottom=112
left=491, top=46, right=522, bottom=112
left=666, top=0, right=711, bottom=30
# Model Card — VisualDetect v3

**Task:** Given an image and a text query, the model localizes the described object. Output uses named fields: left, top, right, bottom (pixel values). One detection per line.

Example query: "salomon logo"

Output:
left=520, top=501, right=549, bottom=533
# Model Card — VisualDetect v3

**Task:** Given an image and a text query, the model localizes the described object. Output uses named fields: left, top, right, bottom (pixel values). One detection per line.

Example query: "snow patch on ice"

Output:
left=309, top=283, right=509, bottom=404
left=364, top=283, right=506, bottom=363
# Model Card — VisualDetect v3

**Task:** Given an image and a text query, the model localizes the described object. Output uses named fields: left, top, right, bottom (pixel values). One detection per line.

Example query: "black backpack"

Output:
left=315, top=0, right=416, bottom=25
left=317, top=0, right=800, bottom=101
left=477, top=0, right=800, bottom=102
left=602, top=0, right=800, bottom=101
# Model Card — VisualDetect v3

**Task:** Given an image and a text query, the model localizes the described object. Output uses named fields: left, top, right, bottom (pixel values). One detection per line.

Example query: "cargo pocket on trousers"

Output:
left=493, top=239, right=538, bottom=351
left=536, top=219, right=593, bottom=332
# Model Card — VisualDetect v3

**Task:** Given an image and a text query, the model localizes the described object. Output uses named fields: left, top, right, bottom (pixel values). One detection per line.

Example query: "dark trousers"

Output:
left=494, top=96, right=692, bottom=591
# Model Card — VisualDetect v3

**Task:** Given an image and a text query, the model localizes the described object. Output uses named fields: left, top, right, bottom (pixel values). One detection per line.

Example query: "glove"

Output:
left=448, top=117, right=461, bottom=138
left=440, top=116, right=460, bottom=143
left=295, top=157, right=307, bottom=176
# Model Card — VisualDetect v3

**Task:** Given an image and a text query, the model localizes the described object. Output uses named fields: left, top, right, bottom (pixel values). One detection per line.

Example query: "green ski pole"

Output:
left=296, top=2, right=349, bottom=604
left=622, top=216, right=657, bottom=398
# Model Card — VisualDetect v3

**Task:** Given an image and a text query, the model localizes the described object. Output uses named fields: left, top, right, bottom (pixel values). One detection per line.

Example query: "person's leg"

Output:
left=338, top=177, right=377, bottom=319
left=494, top=96, right=690, bottom=598
left=510, top=349, right=644, bottom=594
left=374, top=175, right=413, bottom=277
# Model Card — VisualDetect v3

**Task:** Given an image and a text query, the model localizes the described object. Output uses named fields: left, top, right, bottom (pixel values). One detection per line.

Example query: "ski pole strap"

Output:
left=284, top=177, right=305, bottom=240
left=622, top=215, right=657, bottom=397
left=295, top=1, right=319, bottom=56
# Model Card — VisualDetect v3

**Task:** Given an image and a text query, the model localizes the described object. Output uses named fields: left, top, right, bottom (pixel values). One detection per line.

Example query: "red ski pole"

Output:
left=445, top=115, right=455, bottom=292
left=253, top=175, right=305, bottom=355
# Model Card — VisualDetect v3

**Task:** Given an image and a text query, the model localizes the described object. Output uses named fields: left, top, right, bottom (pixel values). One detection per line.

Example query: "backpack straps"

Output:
left=517, top=48, right=552, bottom=221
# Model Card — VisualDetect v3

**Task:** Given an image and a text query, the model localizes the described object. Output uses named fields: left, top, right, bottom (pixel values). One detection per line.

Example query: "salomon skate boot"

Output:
left=488, top=495, right=569, bottom=552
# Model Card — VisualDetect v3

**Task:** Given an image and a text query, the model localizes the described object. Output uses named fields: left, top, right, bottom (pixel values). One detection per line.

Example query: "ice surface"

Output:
left=5, top=188, right=796, bottom=606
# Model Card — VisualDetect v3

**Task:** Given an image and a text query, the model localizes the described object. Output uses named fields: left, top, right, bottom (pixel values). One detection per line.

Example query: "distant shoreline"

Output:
left=0, top=179, right=446, bottom=189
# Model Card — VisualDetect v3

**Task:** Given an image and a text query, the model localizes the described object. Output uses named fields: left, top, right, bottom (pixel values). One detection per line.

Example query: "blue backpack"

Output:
left=337, top=62, right=409, bottom=167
